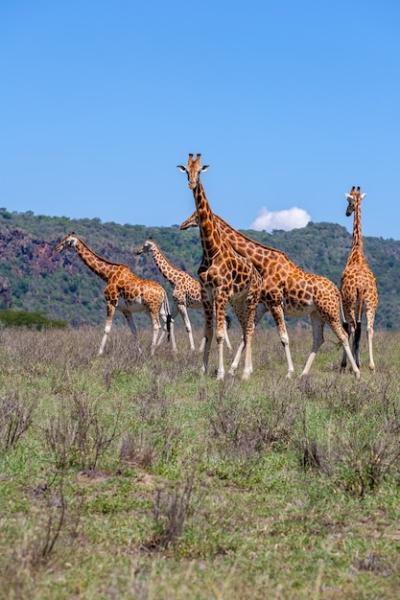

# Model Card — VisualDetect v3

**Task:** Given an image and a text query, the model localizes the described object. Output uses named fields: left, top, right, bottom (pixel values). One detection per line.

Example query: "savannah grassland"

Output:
left=0, top=325, right=400, bottom=600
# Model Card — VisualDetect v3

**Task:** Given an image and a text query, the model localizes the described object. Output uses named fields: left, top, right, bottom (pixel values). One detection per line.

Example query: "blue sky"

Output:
left=1, top=1, right=399, bottom=238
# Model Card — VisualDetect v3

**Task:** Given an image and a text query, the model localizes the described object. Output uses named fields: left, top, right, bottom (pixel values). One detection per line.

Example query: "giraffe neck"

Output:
left=349, top=201, right=364, bottom=260
left=75, top=239, right=116, bottom=281
left=148, top=243, right=182, bottom=284
left=193, top=182, right=222, bottom=259
left=214, top=214, right=287, bottom=269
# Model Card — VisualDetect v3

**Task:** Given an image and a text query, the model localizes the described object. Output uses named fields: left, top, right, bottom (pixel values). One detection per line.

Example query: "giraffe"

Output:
left=340, top=186, right=378, bottom=371
left=177, top=154, right=262, bottom=380
left=135, top=239, right=232, bottom=352
left=180, top=210, right=361, bottom=379
left=55, top=232, right=176, bottom=356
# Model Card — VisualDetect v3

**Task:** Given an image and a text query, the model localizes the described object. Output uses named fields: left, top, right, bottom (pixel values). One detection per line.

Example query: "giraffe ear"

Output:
left=361, top=193, right=366, bottom=199
left=201, top=165, right=209, bottom=172
left=177, top=165, right=186, bottom=172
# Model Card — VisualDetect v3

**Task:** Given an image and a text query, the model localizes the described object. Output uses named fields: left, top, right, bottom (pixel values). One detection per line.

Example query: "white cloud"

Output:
left=251, top=206, right=311, bottom=232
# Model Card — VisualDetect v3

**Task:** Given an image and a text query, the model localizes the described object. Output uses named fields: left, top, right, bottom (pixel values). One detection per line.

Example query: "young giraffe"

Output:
left=55, top=232, right=176, bottom=355
left=180, top=210, right=361, bottom=379
left=177, top=154, right=262, bottom=380
left=135, top=239, right=232, bottom=352
left=341, top=186, right=378, bottom=371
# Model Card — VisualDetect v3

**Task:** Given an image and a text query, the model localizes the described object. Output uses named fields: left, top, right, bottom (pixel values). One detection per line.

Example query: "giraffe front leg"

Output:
left=98, top=301, right=116, bottom=356
left=201, top=291, right=214, bottom=376
left=224, top=317, right=233, bottom=352
left=214, top=293, right=229, bottom=381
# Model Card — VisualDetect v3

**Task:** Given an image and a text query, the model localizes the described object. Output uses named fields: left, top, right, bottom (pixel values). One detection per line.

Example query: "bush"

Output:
left=0, top=309, right=67, bottom=330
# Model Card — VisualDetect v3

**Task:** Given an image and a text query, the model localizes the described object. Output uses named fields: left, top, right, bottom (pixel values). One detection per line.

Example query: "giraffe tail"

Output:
left=224, top=314, right=232, bottom=330
left=162, top=292, right=173, bottom=342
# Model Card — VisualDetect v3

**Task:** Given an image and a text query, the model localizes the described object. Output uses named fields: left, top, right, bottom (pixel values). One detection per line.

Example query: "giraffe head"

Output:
left=55, top=232, right=79, bottom=252
left=345, top=186, right=366, bottom=217
left=134, top=239, right=156, bottom=256
left=180, top=210, right=199, bottom=230
left=177, top=153, right=209, bottom=190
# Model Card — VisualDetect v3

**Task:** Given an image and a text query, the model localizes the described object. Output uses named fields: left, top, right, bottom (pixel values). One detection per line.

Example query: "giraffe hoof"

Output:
left=369, top=364, right=376, bottom=372
left=241, top=371, right=251, bottom=381
left=286, top=371, right=294, bottom=380
left=228, top=368, right=236, bottom=377
left=216, top=370, right=225, bottom=381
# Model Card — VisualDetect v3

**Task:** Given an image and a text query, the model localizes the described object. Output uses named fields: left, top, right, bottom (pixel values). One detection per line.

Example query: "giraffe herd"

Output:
left=56, top=154, right=378, bottom=380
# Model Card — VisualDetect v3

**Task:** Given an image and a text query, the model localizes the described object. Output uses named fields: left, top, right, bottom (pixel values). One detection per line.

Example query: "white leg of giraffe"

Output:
left=343, top=342, right=361, bottom=378
left=169, top=319, right=177, bottom=352
left=98, top=303, right=116, bottom=356
left=270, top=304, right=294, bottom=378
left=366, top=310, right=376, bottom=371
left=224, top=320, right=233, bottom=352
left=201, top=295, right=214, bottom=375
left=229, top=340, right=245, bottom=376
left=301, top=312, right=325, bottom=376
left=124, top=312, right=142, bottom=354
left=215, top=294, right=229, bottom=381
left=198, top=337, right=206, bottom=353
left=151, top=323, right=161, bottom=356
left=177, top=304, right=195, bottom=351
left=327, top=317, right=361, bottom=380
left=229, top=302, right=266, bottom=375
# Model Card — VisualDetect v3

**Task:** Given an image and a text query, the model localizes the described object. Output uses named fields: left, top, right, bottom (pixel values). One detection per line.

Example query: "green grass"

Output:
left=0, top=325, right=399, bottom=599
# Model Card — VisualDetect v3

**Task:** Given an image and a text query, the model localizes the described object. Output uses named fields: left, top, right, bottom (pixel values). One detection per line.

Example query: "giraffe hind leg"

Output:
left=340, top=321, right=350, bottom=371
left=124, top=312, right=142, bottom=354
left=366, top=309, right=376, bottom=371
left=300, top=312, right=325, bottom=377
left=229, top=302, right=266, bottom=376
left=177, top=303, right=195, bottom=351
left=353, top=321, right=362, bottom=368
left=330, top=319, right=360, bottom=380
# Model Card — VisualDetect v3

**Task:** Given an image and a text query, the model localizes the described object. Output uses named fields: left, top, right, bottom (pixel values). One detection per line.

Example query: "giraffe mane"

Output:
left=74, top=235, right=128, bottom=268
left=214, top=214, right=289, bottom=259
left=147, top=240, right=188, bottom=274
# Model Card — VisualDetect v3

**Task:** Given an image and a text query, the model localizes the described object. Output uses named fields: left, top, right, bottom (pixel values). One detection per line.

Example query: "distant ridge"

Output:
left=0, top=208, right=399, bottom=329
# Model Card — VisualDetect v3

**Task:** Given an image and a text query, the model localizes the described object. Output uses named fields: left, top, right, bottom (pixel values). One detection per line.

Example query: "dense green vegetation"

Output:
left=0, top=207, right=399, bottom=328
left=0, top=327, right=399, bottom=598
left=0, top=309, right=66, bottom=329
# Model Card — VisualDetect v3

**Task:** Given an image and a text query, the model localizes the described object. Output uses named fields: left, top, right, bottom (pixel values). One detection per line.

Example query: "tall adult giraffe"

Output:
left=177, top=154, right=262, bottom=380
left=180, top=210, right=360, bottom=379
left=135, top=239, right=232, bottom=352
left=341, top=186, right=378, bottom=371
left=56, top=232, right=176, bottom=355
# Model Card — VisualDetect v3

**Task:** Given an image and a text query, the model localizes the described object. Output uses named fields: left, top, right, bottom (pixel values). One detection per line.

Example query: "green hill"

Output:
left=0, top=208, right=399, bottom=328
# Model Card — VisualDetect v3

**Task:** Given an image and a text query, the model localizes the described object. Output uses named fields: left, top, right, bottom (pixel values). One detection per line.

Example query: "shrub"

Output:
left=0, top=309, right=67, bottom=330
